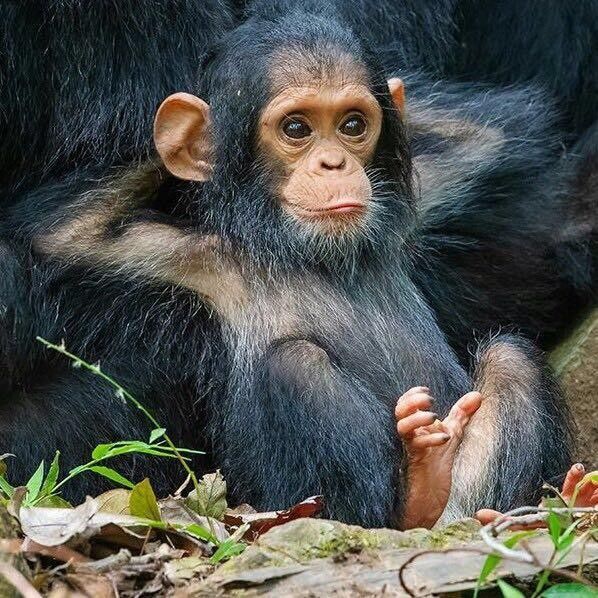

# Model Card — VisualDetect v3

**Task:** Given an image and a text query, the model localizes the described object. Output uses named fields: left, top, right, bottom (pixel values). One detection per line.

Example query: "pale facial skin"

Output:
left=257, top=83, right=382, bottom=233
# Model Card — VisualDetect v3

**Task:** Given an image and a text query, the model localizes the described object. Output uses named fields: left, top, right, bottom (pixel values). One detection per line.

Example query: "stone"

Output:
left=216, top=517, right=481, bottom=575
left=551, top=308, right=598, bottom=467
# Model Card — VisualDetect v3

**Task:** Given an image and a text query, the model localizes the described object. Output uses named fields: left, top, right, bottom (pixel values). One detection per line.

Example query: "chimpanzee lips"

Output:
left=318, top=201, right=365, bottom=214
left=293, top=200, right=366, bottom=217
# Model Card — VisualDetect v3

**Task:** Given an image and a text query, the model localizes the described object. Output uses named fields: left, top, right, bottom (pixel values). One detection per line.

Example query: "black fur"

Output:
left=239, top=0, right=597, bottom=135
left=0, top=14, right=575, bottom=526
left=0, top=0, right=235, bottom=193
left=404, top=74, right=595, bottom=358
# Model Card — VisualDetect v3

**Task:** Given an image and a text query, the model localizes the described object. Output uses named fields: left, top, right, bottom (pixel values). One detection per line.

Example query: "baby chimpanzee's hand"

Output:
left=395, top=387, right=482, bottom=530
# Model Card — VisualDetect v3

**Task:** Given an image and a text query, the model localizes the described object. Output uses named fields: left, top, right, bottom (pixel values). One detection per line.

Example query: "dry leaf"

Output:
left=185, top=471, right=227, bottom=519
left=224, top=495, right=324, bottom=540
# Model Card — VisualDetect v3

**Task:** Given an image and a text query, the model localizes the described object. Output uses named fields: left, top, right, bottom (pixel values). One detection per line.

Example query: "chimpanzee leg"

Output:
left=218, top=338, right=399, bottom=527
left=439, top=334, right=573, bottom=523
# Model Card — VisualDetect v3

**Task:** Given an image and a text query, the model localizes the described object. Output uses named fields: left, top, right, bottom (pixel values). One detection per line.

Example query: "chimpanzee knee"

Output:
left=219, top=337, right=399, bottom=526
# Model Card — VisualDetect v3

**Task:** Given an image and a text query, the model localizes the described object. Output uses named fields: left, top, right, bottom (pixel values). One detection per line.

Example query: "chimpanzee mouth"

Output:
left=291, top=200, right=367, bottom=218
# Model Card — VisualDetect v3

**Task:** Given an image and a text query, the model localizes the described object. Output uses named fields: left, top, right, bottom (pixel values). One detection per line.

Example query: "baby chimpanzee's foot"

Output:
left=395, top=387, right=482, bottom=530
left=476, top=463, right=598, bottom=528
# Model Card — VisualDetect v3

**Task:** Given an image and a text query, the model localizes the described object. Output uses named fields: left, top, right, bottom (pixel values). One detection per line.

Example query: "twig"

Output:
left=0, top=538, right=90, bottom=564
left=480, top=506, right=598, bottom=563
left=398, top=547, right=489, bottom=597
left=0, top=562, right=42, bottom=598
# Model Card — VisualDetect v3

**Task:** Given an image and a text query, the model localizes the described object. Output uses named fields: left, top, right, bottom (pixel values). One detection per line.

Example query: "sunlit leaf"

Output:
left=92, top=443, right=113, bottom=460
left=129, top=478, right=161, bottom=520
left=210, top=538, right=246, bottom=563
left=88, top=466, right=135, bottom=489
left=25, top=461, right=45, bottom=504
left=497, top=579, right=525, bottom=598
left=184, top=523, right=219, bottom=545
left=41, top=451, right=60, bottom=496
left=0, top=475, right=14, bottom=498
left=548, top=511, right=563, bottom=546
left=149, top=428, right=166, bottom=443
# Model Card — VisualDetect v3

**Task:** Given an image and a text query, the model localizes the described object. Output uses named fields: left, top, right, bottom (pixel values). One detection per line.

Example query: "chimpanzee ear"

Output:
left=154, top=92, right=214, bottom=181
left=387, top=78, right=406, bottom=115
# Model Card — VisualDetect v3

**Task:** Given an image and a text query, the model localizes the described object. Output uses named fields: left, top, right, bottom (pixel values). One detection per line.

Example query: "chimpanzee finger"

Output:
left=443, top=391, right=482, bottom=437
left=396, top=410, right=438, bottom=438
left=562, top=463, right=585, bottom=498
left=395, top=391, right=433, bottom=419
left=475, top=509, right=543, bottom=530
left=408, top=432, right=451, bottom=449
left=574, top=478, right=598, bottom=507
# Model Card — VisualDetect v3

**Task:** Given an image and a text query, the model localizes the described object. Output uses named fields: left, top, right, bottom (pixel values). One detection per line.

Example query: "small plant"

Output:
left=0, top=337, right=247, bottom=561
left=474, top=473, right=598, bottom=597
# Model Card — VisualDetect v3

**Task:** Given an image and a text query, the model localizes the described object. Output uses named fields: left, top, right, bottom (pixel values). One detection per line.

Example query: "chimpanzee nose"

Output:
left=319, top=149, right=346, bottom=171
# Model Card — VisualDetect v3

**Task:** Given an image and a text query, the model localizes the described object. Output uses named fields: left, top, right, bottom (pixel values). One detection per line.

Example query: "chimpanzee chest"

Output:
left=223, top=271, right=471, bottom=414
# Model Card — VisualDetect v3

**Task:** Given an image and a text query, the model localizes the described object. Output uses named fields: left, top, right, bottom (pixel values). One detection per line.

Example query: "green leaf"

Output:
left=25, top=461, right=45, bottom=504
left=91, top=443, right=113, bottom=460
left=541, top=583, right=598, bottom=597
left=184, top=523, right=219, bottom=545
left=547, top=511, right=563, bottom=546
left=186, top=471, right=227, bottom=519
left=0, top=475, right=14, bottom=498
left=497, top=579, right=525, bottom=598
left=34, top=495, right=72, bottom=508
left=557, top=531, right=575, bottom=553
left=129, top=478, right=161, bottom=520
left=476, top=555, right=501, bottom=594
left=210, top=539, right=246, bottom=564
left=149, top=428, right=166, bottom=443
left=41, top=451, right=60, bottom=496
left=88, top=466, right=135, bottom=489
left=475, top=531, right=537, bottom=597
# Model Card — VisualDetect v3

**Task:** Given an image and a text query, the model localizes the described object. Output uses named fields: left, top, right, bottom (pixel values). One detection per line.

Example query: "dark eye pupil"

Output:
left=283, top=119, right=311, bottom=139
left=341, top=116, right=366, bottom=137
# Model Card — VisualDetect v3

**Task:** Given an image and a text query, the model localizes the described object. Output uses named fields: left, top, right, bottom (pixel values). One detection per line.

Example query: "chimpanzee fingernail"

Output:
left=574, top=463, right=584, bottom=472
left=442, top=434, right=451, bottom=441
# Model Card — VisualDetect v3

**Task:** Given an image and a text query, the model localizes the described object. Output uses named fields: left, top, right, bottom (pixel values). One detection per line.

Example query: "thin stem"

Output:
left=36, top=337, right=201, bottom=496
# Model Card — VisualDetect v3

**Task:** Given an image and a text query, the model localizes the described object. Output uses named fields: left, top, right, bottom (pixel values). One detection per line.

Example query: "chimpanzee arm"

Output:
left=407, top=80, right=589, bottom=359
left=214, top=338, right=400, bottom=527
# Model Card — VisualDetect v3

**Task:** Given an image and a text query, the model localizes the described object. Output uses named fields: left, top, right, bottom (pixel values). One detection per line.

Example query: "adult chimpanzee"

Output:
left=1, top=13, right=580, bottom=528
left=0, top=0, right=235, bottom=194
left=401, top=73, right=596, bottom=358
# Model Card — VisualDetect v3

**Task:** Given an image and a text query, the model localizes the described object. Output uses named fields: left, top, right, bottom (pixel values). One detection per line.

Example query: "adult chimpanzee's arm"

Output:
left=407, top=78, right=593, bottom=360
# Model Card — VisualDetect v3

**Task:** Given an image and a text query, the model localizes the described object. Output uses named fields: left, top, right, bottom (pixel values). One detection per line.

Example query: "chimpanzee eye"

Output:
left=339, top=114, right=367, bottom=137
left=282, top=117, right=312, bottom=140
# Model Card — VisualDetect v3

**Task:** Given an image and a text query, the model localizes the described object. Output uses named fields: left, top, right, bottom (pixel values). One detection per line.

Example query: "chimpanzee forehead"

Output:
left=268, top=45, right=371, bottom=97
